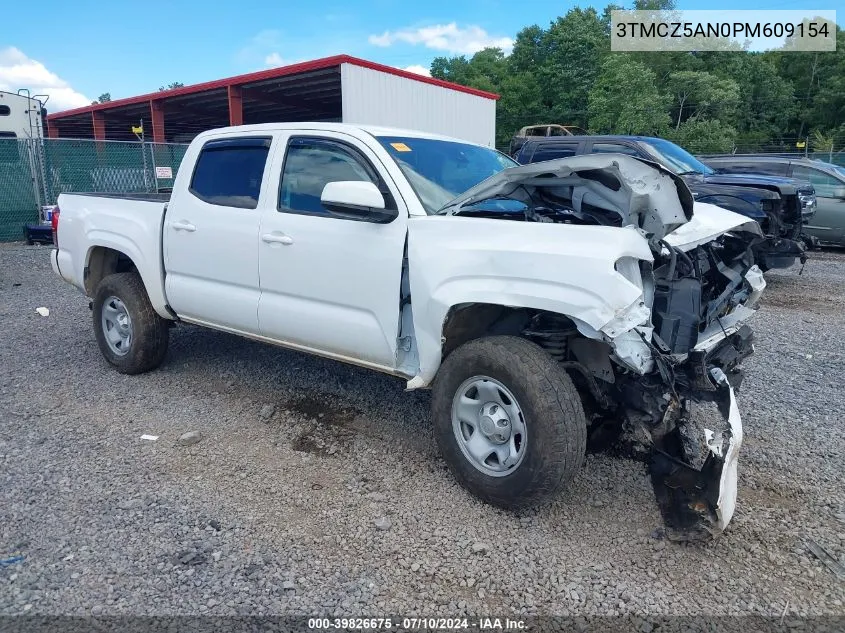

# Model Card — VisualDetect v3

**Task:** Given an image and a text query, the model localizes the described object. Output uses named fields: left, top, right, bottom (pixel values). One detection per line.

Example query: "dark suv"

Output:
left=513, top=135, right=817, bottom=269
left=702, top=155, right=845, bottom=246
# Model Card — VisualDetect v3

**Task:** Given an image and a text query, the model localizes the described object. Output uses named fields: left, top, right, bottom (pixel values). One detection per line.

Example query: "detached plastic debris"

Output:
left=806, top=539, right=845, bottom=580
left=35, top=307, right=50, bottom=317
left=140, top=434, right=159, bottom=441
left=0, top=549, right=25, bottom=568
left=0, top=556, right=25, bottom=567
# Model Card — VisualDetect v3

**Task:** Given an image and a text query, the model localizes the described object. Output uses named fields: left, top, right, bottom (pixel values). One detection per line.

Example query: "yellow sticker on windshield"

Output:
left=390, top=142, right=412, bottom=152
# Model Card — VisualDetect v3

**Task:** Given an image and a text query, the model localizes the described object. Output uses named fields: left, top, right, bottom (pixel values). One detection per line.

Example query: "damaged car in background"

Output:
left=435, top=154, right=765, bottom=540
left=52, top=125, right=764, bottom=541
left=512, top=134, right=816, bottom=271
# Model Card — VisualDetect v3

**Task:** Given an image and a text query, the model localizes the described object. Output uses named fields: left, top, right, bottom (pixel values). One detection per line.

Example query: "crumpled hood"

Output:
left=665, top=202, right=763, bottom=252
left=439, top=154, right=694, bottom=241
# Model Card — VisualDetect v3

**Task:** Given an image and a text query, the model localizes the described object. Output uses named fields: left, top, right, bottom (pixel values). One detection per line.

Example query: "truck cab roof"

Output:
left=192, top=122, right=476, bottom=146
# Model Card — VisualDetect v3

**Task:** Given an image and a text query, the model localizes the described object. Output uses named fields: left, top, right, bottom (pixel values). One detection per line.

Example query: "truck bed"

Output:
left=53, top=191, right=172, bottom=317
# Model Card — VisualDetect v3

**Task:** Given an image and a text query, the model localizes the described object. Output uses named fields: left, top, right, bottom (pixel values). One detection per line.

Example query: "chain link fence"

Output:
left=0, top=138, right=188, bottom=242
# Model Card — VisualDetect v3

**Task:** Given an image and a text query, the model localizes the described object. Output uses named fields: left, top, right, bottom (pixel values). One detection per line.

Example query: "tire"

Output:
left=432, top=335, right=587, bottom=509
left=92, top=272, right=169, bottom=375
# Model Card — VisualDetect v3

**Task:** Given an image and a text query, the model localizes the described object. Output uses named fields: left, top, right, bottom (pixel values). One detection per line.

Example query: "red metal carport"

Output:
left=47, top=55, right=498, bottom=144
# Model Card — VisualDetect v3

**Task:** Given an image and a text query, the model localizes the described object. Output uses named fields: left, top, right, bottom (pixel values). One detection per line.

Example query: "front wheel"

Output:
left=432, top=336, right=587, bottom=509
left=92, top=272, right=169, bottom=375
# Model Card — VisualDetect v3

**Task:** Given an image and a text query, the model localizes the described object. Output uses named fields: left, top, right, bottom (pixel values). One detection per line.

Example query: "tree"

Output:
left=159, top=82, right=185, bottom=91
left=773, top=25, right=844, bottom=138
left=587, top=55, right=670, bottom=135
left=538, top=8, right=610, bottom=127
left=666, top=71, right=739, bottom=129
left=509, top=25, right=547, bottom=74
left=92, top=93, right=111, bottom=104
left=811, top=129, right=835, bottom=163
left=665, top=118, right=737, bottom=153
left=712, top=53, right=795, bottom=149
left=427, top=2, right=841, bottom=153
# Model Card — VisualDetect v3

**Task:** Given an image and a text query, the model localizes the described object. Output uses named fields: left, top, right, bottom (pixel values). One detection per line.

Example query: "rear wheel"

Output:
left=432, top=336, right=587, bottom=509
left=92, top=272, right=169, bottom=374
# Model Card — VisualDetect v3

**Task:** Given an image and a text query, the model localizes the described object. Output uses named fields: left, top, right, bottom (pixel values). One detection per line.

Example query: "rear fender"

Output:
left=84, top=231, right=169, bottom=318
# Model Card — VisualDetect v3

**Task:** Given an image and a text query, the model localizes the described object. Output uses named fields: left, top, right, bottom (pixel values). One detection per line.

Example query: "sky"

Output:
left=0, top=0, right=840, bottom=113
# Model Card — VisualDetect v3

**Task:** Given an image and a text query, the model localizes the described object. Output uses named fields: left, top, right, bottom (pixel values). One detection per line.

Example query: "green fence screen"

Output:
left=0, top=140, right=39, bottom=241
left=0, top=138, right=189, bottom=242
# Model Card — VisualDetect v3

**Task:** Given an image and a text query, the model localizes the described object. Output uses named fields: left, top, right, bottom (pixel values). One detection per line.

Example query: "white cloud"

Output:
left=368, top=23, right=513, bottom=55
left=238, top=31, right=308, bottom=70
left=237, top=30, right=285, bottom=68
left=403, top=64, right=431, bottom=77
left=264, top=52, right=286, bottom=67
left=0, top=47, right=90, bottom=112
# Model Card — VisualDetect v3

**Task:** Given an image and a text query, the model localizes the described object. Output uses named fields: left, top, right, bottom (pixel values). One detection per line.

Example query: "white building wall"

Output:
left=340, top=64, right=496, bottom=147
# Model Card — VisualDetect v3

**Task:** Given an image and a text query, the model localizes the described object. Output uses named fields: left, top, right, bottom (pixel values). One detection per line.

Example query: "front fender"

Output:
left=407, top=216, right=653, bottom=385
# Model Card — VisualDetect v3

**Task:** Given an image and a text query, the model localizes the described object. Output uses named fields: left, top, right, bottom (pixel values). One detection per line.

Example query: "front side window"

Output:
left=792, top=165, right=840, bottom=187
left=189, top=137, right=271, bottom=209
left=642, top=138, right=715, bottom=176
left=378, top=136, right=516, bottom=214
left=279, top=137, right=379, bottom=215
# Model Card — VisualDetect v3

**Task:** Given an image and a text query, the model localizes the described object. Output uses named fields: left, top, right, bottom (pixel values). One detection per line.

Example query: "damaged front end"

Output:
left=633, top=206, right=763, bottom=539
left=579, top=231, right=763, bottom=540
left=439, top=154, right=765, bottom=539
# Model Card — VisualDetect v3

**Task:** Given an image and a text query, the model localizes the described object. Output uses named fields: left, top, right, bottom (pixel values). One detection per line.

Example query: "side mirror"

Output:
left=320, top=181, right=397, bottom=223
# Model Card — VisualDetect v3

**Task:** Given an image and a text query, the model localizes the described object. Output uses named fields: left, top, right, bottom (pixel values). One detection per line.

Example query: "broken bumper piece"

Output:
left=650, top=368, right=743, bottom=541
left=754, top=236, right=807, bottom=270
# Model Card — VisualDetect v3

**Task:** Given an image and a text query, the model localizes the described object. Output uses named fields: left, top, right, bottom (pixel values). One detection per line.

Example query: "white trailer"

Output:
left=0, top=90, right=47, bottom=139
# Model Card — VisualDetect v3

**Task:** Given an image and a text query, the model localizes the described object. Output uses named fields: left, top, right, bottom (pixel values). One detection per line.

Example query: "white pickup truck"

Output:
left=52, top=123, right=766, bottom=540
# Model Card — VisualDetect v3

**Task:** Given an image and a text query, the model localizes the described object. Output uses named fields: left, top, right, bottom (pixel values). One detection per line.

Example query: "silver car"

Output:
left=704, top=155, right=845, bottom=246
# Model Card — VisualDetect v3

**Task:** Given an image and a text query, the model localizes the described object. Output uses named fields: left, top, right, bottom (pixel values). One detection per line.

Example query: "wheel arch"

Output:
left=410, top=301, right=602, bottom=388
left=83, top=239, right=171, bottom=319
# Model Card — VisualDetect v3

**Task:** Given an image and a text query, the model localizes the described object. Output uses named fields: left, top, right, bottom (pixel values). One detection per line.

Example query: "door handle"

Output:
left=172, top=220, right=196, bottom=232
left=262, top=233, right=293, bottom=245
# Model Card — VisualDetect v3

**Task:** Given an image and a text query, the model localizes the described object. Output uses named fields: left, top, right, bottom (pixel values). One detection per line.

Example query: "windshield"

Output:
left=377, top=136, right=517, bottom=214
left=642, top=138, right=715, bottom=176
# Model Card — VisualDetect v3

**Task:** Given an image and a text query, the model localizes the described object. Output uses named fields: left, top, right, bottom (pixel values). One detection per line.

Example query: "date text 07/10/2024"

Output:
left=307, top=617, right=527, bottom=630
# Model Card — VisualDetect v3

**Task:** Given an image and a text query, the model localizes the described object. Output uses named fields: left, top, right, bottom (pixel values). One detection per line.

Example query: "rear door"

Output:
left=256, top=132, right=408, bottom=368
left=791, top=164, right=845, bottom=244
left=163, top=135, right=273, bottom=333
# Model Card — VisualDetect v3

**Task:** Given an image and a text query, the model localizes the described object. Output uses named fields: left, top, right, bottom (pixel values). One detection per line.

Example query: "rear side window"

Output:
left=0, top=105, right=10, bottom=116
left=592, top=142, right=640, bottom=156
left=530, top=144, right=578, bottom=163
left=189, top=137, right=271, bottom=209
left=279, top=137, right=380, bottom=216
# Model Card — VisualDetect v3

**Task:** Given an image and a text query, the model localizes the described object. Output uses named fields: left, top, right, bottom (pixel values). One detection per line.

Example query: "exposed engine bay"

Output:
left=439, top=154, right=766, bottom=540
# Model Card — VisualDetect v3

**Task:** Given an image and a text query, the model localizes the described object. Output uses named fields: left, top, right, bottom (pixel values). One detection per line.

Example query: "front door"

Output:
left=257, top=133, right=408, bottom=368
left=792, top=164, right=845, bottom=244
left=163, top=135, right=274, bottom=333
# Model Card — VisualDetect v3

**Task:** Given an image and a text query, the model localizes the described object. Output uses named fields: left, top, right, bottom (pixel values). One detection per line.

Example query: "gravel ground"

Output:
left=1, top=243, right=844, bottom=620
